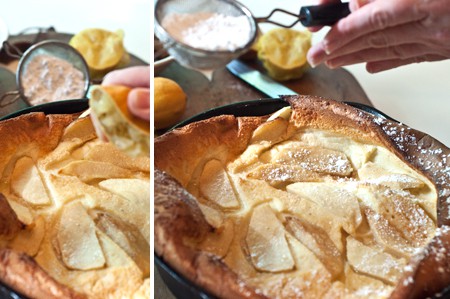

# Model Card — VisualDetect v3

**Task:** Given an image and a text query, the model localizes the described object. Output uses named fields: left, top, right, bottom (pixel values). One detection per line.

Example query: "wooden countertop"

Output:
left=157, top=59, right=372, bottom=124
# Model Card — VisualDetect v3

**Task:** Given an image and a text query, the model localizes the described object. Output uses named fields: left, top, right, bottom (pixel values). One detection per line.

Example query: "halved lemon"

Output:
left=89, top=85, right=149, bottom=157
left=70, top=28, right=126, bottom=72
left=257, top=28, right=312, bottom=81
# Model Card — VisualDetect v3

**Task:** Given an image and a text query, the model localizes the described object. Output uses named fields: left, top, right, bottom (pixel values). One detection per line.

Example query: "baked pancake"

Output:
left=155, top=96, right=450, bottom=299
left=0, top=112, right=150, bottom=299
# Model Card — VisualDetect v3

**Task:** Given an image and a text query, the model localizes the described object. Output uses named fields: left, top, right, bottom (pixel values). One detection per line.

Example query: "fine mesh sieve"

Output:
left=0, top=40, right=90, bottom=107
left=154, top=0, right=257, bottom=72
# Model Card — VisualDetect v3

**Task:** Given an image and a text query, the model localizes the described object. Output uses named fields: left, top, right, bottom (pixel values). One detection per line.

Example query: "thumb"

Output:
left=128, top=88, right=150, bottom=121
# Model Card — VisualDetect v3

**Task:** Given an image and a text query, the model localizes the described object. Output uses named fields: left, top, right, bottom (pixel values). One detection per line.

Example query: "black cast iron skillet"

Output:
left=156, top=99, right=450, bottom=299
left=0, top=98, right=88, bottom=121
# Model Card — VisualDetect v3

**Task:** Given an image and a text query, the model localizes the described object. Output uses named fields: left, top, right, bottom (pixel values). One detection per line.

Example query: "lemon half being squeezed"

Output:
left=257, top=28, right=312, bottom=81
left=89, top=85, right=150, bottom=157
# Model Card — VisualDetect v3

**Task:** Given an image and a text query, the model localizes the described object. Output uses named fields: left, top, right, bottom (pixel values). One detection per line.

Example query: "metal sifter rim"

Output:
left=16, top=40, right=90, bottom=106
left=154, top=0, right=258, bottom=55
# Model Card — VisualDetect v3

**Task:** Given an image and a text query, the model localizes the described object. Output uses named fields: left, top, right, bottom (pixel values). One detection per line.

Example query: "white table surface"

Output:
left=3, top=0, right=449, bottom=147
left=1, top=0, right=151, bottom=64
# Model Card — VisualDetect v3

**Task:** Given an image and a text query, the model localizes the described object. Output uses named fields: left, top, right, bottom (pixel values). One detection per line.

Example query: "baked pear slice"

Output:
left=246, top=204, right=294, bottom=272
left=88, top=85, right=149, bottom=157
left=56, top=201, right=105, bottom=271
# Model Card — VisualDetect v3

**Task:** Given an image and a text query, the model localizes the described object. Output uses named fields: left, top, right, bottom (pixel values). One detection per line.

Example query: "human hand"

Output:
left=102, top=66, right=150, bottom=120
left=307, top=0, right=450, bottom=73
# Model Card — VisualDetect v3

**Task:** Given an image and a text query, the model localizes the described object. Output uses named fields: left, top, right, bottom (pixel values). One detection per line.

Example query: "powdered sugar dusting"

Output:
left=374, top=117, right=450, bottom=222
left=162, top=12, right=252, bottom=51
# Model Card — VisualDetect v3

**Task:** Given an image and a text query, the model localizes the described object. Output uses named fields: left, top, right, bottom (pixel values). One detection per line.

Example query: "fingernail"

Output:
left=308, top=57, right=318, bottom=68
left=323, top=42, right=331, bottom=55
left=325, top=60, right=338, bottom=69
left=128, top=88, right=150, bottom=121
left=307, top=45, right=327, bottom=68
left=306, top=52, right=317, bottom=68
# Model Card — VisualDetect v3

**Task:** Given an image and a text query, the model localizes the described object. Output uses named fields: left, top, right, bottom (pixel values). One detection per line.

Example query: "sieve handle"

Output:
left=299, top=2, right=350, bottom=27
left=0, top=91, right=20, bottom=108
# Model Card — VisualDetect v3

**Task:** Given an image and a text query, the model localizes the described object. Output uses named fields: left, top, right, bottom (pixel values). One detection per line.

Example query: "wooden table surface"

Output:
left=155, top=60, right=372, bottom=299
left=158, top=60, right=371, bottom=124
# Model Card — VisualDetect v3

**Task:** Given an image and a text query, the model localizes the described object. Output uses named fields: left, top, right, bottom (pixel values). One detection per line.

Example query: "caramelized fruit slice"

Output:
left=359, top=186, right=435, bottom=255
left=246, top=204, right=294, bottom=272
left=200, top=160, right=239, bottom=209
left=267, top=106, right=292, bottom=122
left=358, top=162, right=425, bottom=189
left=285, top=215, right=344, bottom=278
left=93, top=211, right=150, bottom=276
left=344, top=264, right=393, bottom=296
left=57, top=201, right=105, bottom=270
left=247, top=164, right=322, bottom=186
left=7, top=200, right=33, bottom=225
left=198, top=203, right=224, bottom=229
left=251, top=117, right=289, bottom=144
left=59, top=160, right=134, bottom=182
left=295, top=131, right=376, bottom=169
left=346, top=236, right=406, bottom=284
left=11, top=156, right=51, bottom=205
left=267, top=144, right=353, bottom=176
left=364, top=207, right=415, bottom=257
left=98, top=178, right=150, bottom=243
left=366, top=174, right=425, bottom=190
left=373, top=188, right=435, bottom=248
left=286, top=182, right=362, bottom=234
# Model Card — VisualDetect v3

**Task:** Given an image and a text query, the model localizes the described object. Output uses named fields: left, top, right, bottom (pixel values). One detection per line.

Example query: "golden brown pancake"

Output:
left=0, top=112, right=150, bottom=299
left=155, top=95, right=450, bottom=299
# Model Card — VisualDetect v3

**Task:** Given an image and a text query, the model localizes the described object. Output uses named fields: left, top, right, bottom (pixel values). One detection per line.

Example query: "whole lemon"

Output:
left=154, top=77, right=187, bottom=130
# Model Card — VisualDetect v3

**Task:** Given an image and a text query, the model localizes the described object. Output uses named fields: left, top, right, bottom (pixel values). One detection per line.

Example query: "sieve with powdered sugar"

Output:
left=0, top=40, right=90, bottom=108
left=154, top=0, right=350, bottom=76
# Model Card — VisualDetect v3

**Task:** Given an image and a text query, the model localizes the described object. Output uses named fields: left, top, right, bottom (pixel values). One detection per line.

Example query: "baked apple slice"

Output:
left=246, top=204, right=294, bottom=272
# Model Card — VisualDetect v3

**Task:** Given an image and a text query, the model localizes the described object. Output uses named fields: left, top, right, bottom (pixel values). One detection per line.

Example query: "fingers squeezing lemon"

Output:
left=89, top=85, right=149, bottom=157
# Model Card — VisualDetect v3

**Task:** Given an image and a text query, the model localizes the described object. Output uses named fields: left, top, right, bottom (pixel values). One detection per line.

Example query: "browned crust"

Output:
left=155, top=170, right=267, bottom=299
left=285, top=95, right=381, bottom=141
left=390, top=227, right=450, bottom=299
left=0, top=112, right=76, bottom=175
left=155, top=114, right=263, bottom=187
left=0, top=194, right=24, bottom=240
left=285, top=95, right=421, bottom=167
left=0, top=248, right=86, bottom=299
left=154, top=95, right=450, bottom=299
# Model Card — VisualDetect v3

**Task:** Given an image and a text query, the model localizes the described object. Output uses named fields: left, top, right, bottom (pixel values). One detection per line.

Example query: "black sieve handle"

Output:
left=300, top=2, right=350, bottom=27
